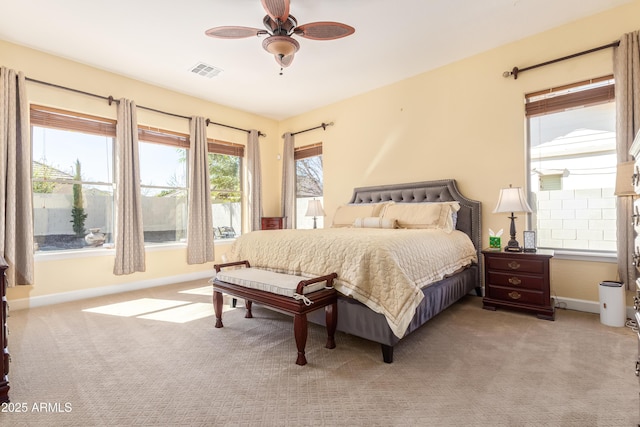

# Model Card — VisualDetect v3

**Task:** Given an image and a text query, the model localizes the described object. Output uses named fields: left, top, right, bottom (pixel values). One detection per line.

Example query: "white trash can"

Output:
left=598, top=281, right=626, bottom=327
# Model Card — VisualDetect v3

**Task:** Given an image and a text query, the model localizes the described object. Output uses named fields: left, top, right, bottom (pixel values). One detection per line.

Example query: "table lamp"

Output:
left=493, top=185, right=532, bottom=252
left=305, top=199, right=325, bottom=229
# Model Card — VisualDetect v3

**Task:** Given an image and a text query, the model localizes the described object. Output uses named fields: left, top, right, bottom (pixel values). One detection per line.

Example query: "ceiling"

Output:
left=0, top=0, right=631, bottom=121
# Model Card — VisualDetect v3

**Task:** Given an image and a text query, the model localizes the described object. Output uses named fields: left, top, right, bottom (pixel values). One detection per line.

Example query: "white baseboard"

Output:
left=555, top=296, right=636, bottom=320
left=9, top=270, right=215, bottom=311
left=11, top=284, right=638, bottom=321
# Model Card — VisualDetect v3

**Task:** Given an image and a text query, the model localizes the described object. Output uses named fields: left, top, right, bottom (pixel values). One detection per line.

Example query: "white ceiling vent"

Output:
left=189, top=62, right=223, bottom=78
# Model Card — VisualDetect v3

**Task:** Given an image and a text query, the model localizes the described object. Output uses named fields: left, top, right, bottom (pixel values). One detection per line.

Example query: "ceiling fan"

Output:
left=204, top=0, right=355, bottom=69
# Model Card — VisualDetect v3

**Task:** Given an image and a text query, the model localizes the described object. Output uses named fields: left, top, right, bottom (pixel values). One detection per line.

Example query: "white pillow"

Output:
left=331, top=202, right=393, bottom=227
left=353, top=217, right=399, bottom=229
left=381, top=202, right=460, bottom=232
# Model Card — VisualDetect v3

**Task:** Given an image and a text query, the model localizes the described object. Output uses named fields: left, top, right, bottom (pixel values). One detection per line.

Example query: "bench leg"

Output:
left=293, top=313, right=308, bottom=366
left=245, top=300, right=253, bottom=318
left=213, top=290, right=224, bottom=328
left=325, top=301, right=337, bottom=349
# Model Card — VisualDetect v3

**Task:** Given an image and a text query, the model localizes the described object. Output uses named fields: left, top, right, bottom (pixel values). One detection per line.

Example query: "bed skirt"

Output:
left=307, top=265, right=479, bottom=348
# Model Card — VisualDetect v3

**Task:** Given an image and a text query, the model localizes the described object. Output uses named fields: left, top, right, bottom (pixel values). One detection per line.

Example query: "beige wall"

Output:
left=3, top=0, right=639, bottom=306
left=278, top=1, right=640, bottom=304
left=1, top=40, right=281, bottom=305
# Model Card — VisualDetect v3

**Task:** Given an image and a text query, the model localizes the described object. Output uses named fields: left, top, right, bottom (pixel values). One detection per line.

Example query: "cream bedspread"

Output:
left=224, top=228, right=477, bottom=338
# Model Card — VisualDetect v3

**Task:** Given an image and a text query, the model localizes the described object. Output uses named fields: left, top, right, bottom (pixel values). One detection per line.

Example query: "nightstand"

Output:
left=0, top=257, right=8, bottom=402
left=261, top=217, right=284, bottom=230
left=482, top=249, right=555, bottom=320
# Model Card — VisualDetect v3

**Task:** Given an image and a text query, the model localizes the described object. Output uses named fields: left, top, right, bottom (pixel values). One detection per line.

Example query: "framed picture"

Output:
left=523, top=230, right=537, bottom=252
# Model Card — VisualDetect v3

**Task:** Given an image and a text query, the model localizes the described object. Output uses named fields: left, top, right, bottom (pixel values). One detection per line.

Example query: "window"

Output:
left=138, top=127, right=189, bottom=244
left=31, top=106, right=115, bottom=251
left=526, top=76, right=616, bottom=252
left=295, top=143, right=324, bottom=229
left=31, top=106, right=245, bottom=251
left=208, top=140, right=244, bottom=240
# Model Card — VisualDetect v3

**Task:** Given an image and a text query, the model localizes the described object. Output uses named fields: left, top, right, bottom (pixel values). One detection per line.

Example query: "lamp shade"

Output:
left=305, top=199, right=325, bottom=217
left=614, top=161, right=636, bottom=196
left=493, top=186, right=533, bottom=214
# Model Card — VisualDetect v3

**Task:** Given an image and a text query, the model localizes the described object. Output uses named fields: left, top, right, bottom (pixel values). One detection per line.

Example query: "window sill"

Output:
left=34, top=239, right=236, bottom=262
left=547, top=249, right=617, bottom=263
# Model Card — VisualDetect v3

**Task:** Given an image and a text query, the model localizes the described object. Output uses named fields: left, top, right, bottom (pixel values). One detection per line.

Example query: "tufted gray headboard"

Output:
left=348, top=179, right=482, bottom=265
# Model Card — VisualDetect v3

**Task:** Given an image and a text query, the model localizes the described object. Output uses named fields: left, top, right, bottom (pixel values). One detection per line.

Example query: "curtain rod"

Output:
left=25, top=77, right=266, bottom=137
left=503, top=40, right=620, bottom=80
left=285, top=121, right=334, bottom=138
left=205, top=118, right=266, bottom=137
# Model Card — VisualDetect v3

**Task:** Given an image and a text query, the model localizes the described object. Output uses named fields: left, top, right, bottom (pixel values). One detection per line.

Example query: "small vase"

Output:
left=85, top=228, right=106, bottom=247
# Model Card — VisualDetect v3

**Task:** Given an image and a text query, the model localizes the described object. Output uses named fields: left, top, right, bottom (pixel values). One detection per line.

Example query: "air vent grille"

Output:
left=189, top=62, right=223, bottom=78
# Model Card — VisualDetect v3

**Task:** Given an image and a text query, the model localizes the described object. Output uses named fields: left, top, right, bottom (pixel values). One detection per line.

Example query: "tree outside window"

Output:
left=295, top=144, right=323, bottom=229
left=209, top=152, right=242, bottom=239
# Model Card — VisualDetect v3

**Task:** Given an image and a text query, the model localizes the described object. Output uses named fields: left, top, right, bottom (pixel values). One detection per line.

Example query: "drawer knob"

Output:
left=507, top=261, right=520, bottom=270
left=508, top=277, right=522, bottom=285
left=636, top=360, right=640, bottom=377
left=508, top=291, right=521, bottom=300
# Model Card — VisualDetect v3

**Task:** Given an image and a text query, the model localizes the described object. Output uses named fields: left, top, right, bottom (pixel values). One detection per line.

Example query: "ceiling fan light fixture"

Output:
left=205, top=0, right=354, bottom=71
left=262, top=35, right=299, bottom=57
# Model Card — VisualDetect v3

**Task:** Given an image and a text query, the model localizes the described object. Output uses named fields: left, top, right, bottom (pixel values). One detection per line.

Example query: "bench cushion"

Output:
left=215, top=268, right=330, bottom=298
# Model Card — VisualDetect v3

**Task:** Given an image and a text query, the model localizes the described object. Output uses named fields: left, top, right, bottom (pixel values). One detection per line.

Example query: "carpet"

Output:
left=2, top=279, right=636, bottom=426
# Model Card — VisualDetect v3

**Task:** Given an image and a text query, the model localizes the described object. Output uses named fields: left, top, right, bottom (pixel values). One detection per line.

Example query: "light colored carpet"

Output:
left=2, top=279, right=637, bottom=426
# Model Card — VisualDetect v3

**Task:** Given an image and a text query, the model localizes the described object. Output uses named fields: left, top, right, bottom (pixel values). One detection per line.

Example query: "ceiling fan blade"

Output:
left=295, top=22, right=355, bottom=40
left=275, top=53, right=294, bottom=68
left=261, top=0, right=290, bottom=22
left=205, top=26, right=265, bottom=39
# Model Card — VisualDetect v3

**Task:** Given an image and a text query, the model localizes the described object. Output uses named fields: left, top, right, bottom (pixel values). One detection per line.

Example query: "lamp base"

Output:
left=504, top=213, right=523, bottom=252
left=504, top=239, right=523, bottom=252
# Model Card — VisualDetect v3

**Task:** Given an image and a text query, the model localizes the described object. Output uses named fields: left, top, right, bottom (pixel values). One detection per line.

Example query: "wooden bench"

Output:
left=212, top=260, right=338, bottom=366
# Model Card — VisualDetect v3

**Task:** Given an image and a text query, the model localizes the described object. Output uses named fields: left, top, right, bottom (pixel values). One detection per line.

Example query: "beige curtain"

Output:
left=113, top=99, right=145, bottom=275
left=614, top=30, right=640, bottom=290
left=0, top=67, right=33, bottom=286
left=187, top=117, right=214, bottom=264
left=281, top=132, right=295, bottom=229
left=247, top=130, right=263, bottom=231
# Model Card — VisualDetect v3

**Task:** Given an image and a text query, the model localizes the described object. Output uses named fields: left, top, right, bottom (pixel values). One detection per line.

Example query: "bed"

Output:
left=224, top=179, right=482, bottom=363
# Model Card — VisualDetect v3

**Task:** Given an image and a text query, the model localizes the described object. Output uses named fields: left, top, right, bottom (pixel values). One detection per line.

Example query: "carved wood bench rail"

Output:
left=212, top=260, right=338, bottom=366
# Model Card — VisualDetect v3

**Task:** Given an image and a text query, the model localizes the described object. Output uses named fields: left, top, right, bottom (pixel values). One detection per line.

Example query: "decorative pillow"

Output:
left=381, top=202, right=460, bottom=232
left=331, top=202, right=393, bottom=227
left=353, top=217, right=399, bottom=229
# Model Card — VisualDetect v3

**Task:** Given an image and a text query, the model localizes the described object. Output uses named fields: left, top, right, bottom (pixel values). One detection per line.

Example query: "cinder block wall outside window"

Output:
left=533, top=188, right=616, bottom=251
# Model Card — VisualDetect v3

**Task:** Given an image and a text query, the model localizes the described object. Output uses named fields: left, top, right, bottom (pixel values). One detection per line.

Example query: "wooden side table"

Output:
left=0, top=257, right=9, bottom=402
left=482, top=249, right=555, bottom=320
left=261, top=217, right=284, bottom=230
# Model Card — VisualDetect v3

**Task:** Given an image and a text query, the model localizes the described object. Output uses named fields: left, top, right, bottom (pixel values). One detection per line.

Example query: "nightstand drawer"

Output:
left=486, top=271, right=545, bottom=291
left=262, top=222, right=281, bottom=230
left=485, top=257, right=545, bottom=274
left=485, top=286, right=546, bottom=306
left=261, top=217, right=284, bottom=230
